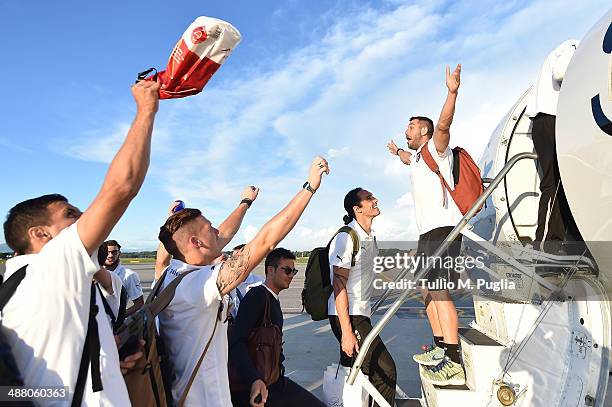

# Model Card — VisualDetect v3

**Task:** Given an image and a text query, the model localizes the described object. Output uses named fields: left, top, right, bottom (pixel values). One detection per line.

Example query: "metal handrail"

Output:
left=348, top=152, right=538, bottom=384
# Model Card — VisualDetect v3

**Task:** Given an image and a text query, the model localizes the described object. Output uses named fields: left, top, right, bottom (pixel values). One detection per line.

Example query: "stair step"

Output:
left=459, top=327, right=506, bottom=391
left=420, top=366, right=487, bottom=407
left=394, top=398, right=423, bottom=407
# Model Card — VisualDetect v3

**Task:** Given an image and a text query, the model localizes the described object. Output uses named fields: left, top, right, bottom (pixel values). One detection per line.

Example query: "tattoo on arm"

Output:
left=216, top=247, right=252, bottom=294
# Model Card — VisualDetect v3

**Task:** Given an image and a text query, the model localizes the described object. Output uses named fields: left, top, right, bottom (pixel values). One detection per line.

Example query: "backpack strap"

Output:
left=420, top=141, right=453, bottom=207
left=147, top=268, right=195, bottom=318
left=72, top=283, right=103, bottom=407
left=336, top=226, right=360, bottom=267
left=95, top=283, right=117, bottom=327
left=262, top=287, right=272, bottom=326
left=0, top=265, right=27, bottom=311
left=114, top=286, right=128, bottom=330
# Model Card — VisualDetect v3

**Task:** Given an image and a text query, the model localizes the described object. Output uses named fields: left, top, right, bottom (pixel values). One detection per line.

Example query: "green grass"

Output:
left=296, top=257, right=309, bottom=264
left=121, top=257, right=156, bottom=264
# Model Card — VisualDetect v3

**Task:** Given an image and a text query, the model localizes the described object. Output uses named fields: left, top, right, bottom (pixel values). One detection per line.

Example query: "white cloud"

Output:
left=58, top=0, right=610, bottom=249
left=395, top=192, right=414, bottom=209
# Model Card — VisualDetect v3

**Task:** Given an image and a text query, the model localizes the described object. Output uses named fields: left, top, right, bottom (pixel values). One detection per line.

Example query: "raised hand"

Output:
left=307, top=156, right=330, bottom=191
left=131, top=79, right=161, bottom=115
left=241, top=186, right=260, bottom=202
left=446, top=64, right=461, bottom=94
left=387, top=140, right=400, bottom=155
left=168, top=200, right=183, bottom=216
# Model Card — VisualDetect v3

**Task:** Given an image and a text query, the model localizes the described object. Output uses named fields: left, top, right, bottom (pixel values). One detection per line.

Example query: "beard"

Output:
left=105, top=259, right=119, bottom=269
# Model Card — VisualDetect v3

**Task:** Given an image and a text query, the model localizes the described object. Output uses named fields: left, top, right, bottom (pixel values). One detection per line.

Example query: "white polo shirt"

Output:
left=1, top=223, right=130, bottom=406
left=112, top=263, right=143, bottom=301
left=327, top=220, right=378, bottom=317
left=410, top=140, right=462, bottom=235
left=159, top=259, right=230, bottom=407
left=526, top=39, right=579, bottom=117
left=229, top=273, right=264, bottom=317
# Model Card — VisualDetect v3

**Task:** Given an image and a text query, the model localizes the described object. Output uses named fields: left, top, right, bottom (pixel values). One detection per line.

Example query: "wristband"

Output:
left=396, top=148, right=404, bottom=155
left=240, top=198, right=253, bottom=208
left=303, top=181, right=316, bottom=194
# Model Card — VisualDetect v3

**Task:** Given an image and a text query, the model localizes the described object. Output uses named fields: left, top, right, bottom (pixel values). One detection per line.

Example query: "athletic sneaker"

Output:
left=412, top=345, right=445, bottom=366
left=420, top=357, right=466, bottom=386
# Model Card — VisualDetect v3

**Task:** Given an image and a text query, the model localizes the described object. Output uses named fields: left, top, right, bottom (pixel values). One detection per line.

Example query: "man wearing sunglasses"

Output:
left=229, top=248, right=324, bottom=407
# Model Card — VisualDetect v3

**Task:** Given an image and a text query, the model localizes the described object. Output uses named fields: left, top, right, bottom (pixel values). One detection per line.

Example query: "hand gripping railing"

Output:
left=347, top=152, right=538, bottom=385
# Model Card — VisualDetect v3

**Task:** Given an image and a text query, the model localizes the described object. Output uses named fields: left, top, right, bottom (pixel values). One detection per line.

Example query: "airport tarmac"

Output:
left=7, top=261, right=611, bottom=404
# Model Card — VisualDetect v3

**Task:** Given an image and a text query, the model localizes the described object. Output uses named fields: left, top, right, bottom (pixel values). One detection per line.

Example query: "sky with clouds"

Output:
left=0, top=0, right=609, bottom=251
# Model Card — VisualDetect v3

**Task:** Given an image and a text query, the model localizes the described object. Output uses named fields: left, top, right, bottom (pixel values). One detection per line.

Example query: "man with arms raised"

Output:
left=153, top=192, right=260, bottom=283
left=157, top=157, right=329, bottom=406
left=2, top=79, right=160, bottom=404
left=387, top=65, right=465, bottom=385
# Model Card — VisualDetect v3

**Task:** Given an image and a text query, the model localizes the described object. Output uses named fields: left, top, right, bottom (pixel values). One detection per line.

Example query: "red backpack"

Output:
left=420, top=141, right=484, bottom=215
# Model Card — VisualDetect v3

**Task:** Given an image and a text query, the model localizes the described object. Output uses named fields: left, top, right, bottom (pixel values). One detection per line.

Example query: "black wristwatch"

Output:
left=303, top=181, right=316, bottom=194
left=240, top=198, right=253, bottom=207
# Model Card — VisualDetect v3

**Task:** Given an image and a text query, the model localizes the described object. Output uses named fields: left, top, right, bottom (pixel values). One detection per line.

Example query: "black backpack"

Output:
left=0, top=266, right=29, bottom=389
left=301, top=226, right=359, bottom=321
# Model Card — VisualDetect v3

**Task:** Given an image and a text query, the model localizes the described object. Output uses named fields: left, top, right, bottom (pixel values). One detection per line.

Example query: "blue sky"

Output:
left=1, top=0, right=609, bottom=251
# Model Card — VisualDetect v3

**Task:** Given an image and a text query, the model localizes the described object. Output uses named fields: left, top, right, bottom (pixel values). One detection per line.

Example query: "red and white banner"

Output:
left=147, top=16, right=241, bottom=99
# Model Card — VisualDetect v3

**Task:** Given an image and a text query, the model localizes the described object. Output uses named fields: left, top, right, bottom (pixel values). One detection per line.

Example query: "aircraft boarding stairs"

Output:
left=346, top=153, right=607, bottom=407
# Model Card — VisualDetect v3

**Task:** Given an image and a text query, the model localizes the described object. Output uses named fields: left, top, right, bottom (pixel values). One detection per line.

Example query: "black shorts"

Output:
left=417, top=226, right=462, bottom=291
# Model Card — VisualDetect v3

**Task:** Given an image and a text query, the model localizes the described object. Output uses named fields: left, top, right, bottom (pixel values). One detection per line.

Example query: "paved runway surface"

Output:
left=107, top=262, right=476, bottom=399
left=5, top=261, right=612, bottom=403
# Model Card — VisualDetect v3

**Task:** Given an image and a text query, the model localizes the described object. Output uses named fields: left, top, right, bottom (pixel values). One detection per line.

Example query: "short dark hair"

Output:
left=232, top=244, right=245, bottom=252
left=410, top=116, right=434, bottom=137
left=3, top=194, right=68, bottom=254
left=104, top=239, right=121, bottom=249
left=264, top=247, right=296, bottom=273
left=158, top=208, right=202, bottom=258
left=343, top=187, right=364, bottom=225
left=97, top=243, right=108, bottom=267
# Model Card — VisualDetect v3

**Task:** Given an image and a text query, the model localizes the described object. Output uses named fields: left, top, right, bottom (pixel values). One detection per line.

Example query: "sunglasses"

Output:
left=279, top=266, right=299, bottom=276
left=108, top=249, right=120, bottom=255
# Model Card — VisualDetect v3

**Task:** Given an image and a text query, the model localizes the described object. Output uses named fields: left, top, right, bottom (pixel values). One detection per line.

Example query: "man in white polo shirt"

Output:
left=103, top=239, right=144, bottom=315
left=156, top=156, right=329, bottom=407
left=327, top=187, right=396, bottom=406
left=2, top=79, right=160, bottom=405
left=387, top=64, right=465, bottom=386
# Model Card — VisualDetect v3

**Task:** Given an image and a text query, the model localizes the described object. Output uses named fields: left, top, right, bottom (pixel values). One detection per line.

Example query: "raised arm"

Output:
left=216, top=156, right=330, bottom=296
left=155, top=201, right=183, bottom=277
left=387, top=140, right=412, bottom=165
left=78, top=80, right=161, bottom=255
left=216, top=186, right=260, bottom=249
left=433, top=64, right=461, bottom=155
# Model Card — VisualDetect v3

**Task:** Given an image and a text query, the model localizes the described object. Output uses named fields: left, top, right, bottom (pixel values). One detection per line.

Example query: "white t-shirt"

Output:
left=410, top=140, right=463, bottom=235
left=2, top=223, right=130, bottom=406
left=98, top=272, right=124, bottom=322
left=526, top=39, right=579, bottom=117
left=112, top=263, right=143, bottom=301
left=327, top=220, right=378, bottom=317
left=159, top=259, right=230, bottom=407
left=229, top=273, right=264, bottom=317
